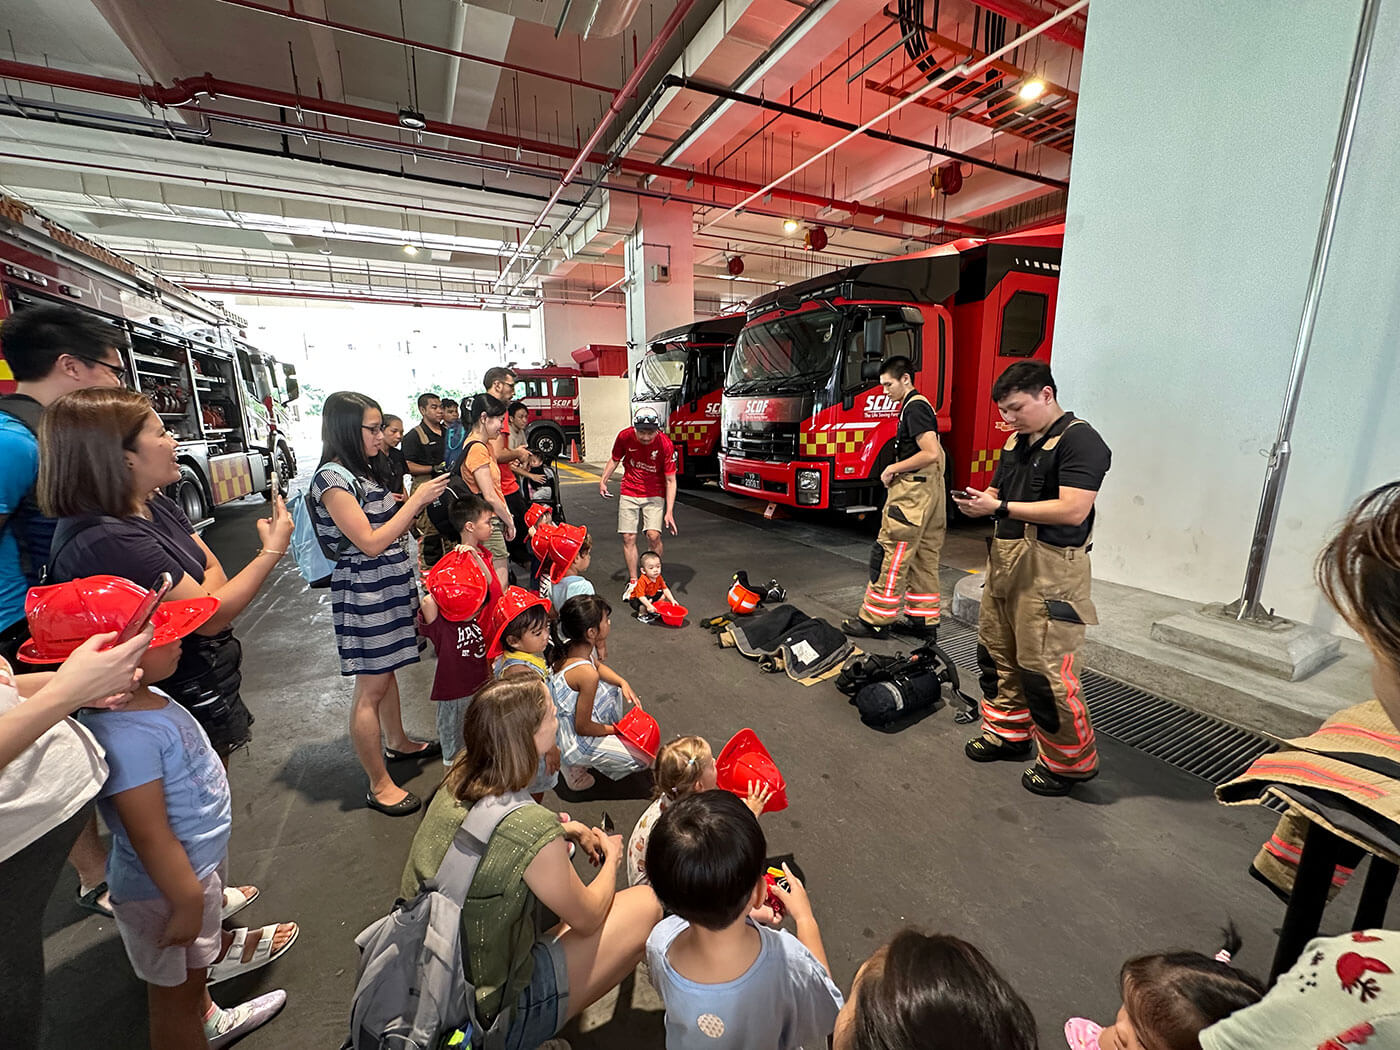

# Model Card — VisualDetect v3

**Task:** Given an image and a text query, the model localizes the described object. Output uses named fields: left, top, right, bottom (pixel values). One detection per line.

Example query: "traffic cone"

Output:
left=568, top=439, right=581, bottom=464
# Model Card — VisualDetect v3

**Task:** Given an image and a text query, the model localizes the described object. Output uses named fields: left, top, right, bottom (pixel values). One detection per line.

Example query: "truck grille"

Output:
left=725, top=426, right=798, bottom=461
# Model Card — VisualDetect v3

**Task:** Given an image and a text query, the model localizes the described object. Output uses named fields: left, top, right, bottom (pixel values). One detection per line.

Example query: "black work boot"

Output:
left=841, top=617, right=888, bottom=639
left=891, top=618, right=937, bottom=643
left=964, top=736, right=1033, bottom=763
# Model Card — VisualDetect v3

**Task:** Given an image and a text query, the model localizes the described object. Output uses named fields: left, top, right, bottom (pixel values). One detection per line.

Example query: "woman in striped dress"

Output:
left=311, top=391, right=450, bottom=816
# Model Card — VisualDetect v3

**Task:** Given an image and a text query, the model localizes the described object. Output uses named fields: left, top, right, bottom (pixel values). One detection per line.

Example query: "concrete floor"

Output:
left=39, top=470, right=1369, bottom=1049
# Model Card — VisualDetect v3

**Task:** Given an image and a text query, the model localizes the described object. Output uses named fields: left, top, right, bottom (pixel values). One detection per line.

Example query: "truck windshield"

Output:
left=636, top=344, right=687, bottom=399
left=726, top=308, right=842, bottom=393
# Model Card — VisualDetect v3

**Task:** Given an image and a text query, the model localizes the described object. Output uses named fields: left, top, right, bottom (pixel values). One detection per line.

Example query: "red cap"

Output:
left=615, top=707, right=660, bottom=762
left=546, top=523, right=588, bottom=579
left=715, top=728, right=788, bottom=812
left=19, top=575, right=219, bottom=664
left=524, top=504, right=553, bottom=529
left=482, top=586, right=552, bottom=660
left=530, top=520, right=560, bottom=564
left=426, top=549, right=492, bottom=622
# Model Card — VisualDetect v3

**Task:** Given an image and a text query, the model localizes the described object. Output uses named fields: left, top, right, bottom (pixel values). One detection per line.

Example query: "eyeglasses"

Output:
left=80, top=356, right=128, bottom=383
left=362, top=423, right=387, bottom=434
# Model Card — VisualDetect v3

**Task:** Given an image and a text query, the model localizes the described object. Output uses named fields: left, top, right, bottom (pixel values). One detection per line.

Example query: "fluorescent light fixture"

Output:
left=1018, top=79, right=1046, bottom=101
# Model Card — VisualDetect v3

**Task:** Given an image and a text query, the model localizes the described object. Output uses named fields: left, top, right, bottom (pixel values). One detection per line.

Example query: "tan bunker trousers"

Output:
left=977, top=526, right=1100, bottom=778
left=860, top=471, right=946, bottom=626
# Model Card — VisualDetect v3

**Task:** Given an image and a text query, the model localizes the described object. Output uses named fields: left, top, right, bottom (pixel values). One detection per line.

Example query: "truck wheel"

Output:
left=264, top=444, right=295, bottom=500
left=529, top=427, right=565, bottom=461
left=173, top=466, right=210, bottom=524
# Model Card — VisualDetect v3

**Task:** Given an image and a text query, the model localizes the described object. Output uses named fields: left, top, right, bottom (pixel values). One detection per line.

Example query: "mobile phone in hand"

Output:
left=950, top=489, right=971, bottom=500
left=114, top=572, right=173, bottom=645
left=600, top=811, right=615, bottom=835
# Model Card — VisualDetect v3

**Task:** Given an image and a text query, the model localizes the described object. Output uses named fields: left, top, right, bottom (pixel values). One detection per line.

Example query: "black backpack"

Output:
left=838, top=644, right=978, bottom=727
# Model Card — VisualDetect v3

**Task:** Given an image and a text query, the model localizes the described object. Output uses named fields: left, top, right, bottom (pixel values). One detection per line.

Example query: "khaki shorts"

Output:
left=484, top=517, right=509, bottom=559
left=112, top=862, right=225, bottom=986
left=618, top=495, right=664, bottom=534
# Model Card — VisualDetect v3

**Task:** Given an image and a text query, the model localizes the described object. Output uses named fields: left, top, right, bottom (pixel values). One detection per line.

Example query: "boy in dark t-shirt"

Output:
left=402, top=393, right=445, bottom=483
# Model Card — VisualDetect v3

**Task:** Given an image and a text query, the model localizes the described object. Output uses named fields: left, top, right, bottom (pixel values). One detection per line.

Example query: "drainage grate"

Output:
left=935, top=618, right=1277, bottom=786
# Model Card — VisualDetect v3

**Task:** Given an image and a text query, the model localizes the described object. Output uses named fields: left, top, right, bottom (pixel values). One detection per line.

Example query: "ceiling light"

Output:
left=1018, top=79, right=1046, bottom=101
left=783, top=218, right=800, bottom=234
left=398, top=107, right=427, bottom=130
left=318, top=239, right=333, bottom=256
left=403, top=243, right=419, bottom=256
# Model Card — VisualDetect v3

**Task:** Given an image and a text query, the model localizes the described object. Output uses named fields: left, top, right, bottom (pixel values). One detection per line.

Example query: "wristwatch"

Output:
left=993, top=499, right=1010, bottom=520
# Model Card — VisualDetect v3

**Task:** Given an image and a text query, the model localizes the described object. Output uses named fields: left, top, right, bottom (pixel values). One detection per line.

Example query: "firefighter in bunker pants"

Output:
left=842, top=357, right=945, bottom=640
left=953, top=363, right=1111, bottom=797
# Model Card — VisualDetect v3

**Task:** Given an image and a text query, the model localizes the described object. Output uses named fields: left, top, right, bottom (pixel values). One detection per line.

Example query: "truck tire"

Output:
left=172, top=465, right=210, bottom=524
left=264, top=443, right=295, bottom=500
left=528, top=425, right=565, bottom=462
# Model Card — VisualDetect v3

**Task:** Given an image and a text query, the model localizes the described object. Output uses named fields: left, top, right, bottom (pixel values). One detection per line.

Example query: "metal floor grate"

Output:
left=936, top=619, right=1277, bottom=786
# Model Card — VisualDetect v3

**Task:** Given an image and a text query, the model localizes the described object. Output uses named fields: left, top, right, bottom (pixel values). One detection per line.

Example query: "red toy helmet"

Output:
left=546, top=523, right=588, bottom=579
left=615, top=707, right=661, bottom=762
left=482, top=586, right=552, bottom=660
left=715, top=728, right=788, bottom=812
left=727, top=572, right=762, bottom=615
left=19, top=575, right=219, bottom=664
left=530, top=520, right=560, bottom=564
left=426, top=549, right=492, bottom=622
left=524, top=504, right=553, bottom=529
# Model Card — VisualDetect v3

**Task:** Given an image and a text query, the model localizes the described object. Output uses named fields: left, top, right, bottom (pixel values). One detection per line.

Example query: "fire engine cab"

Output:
left=718, top=226, right=1061, bottom=512
left=631, top=314, right=744, bottom=484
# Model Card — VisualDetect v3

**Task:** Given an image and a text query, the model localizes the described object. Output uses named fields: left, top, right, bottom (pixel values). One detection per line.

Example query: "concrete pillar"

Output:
left=1050, top=0, right=1400, bottom=629
left=624, top=197, right=695, bottom=377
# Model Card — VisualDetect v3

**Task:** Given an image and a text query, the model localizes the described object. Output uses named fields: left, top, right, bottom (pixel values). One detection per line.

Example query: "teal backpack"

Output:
left=289, top=463, right=363, bottom=587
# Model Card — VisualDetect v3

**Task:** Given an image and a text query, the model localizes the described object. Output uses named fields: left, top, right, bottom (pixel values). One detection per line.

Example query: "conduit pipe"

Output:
left=0, top=58, right=959, bottom=236
left=441, top=1, right=470, bottom=125
left=492, top=0, right=701, bottom=289
left=210, top=0, right=617, bottom=95
left=968, top=0, right=1085, bottom=50
left=700, top=0, right=1088, bottom=233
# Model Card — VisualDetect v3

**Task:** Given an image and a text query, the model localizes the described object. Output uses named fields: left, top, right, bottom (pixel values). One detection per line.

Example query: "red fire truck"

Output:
left=513, top=345, right=626, bottom=460
left=0, top=194, right=300, bottom=526
left=631, top=314, right=745, bottom=483
left=717, top=227, right=1061, bottom=512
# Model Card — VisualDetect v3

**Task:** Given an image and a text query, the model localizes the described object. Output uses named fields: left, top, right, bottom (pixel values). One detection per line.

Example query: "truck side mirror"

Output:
left=863, top=316, right=886, bottom=358
left=860, top=359, right=882, bottom=382
left=284, top=376, right=300, bottom=402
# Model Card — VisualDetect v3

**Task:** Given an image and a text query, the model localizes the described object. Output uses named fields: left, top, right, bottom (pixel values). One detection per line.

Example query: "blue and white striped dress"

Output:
left=309, top=465, right=420, bottom=677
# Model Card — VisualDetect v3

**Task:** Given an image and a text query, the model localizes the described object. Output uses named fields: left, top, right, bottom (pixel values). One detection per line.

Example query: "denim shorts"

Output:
left=504, top=935, right=570, bottom=1050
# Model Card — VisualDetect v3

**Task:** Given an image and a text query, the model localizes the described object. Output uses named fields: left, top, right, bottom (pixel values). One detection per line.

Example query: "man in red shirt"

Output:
left=599, top=408, right=678, bottom=589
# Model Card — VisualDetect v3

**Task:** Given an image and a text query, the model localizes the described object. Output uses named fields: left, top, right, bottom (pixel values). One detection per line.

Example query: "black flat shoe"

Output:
left=384, top=740, right=442, bottom=763
left=841, top=618, right=888, bottom=639
left=365, top=790, right=422, bottom=816
left=964, top=736, right=1033, bottom=762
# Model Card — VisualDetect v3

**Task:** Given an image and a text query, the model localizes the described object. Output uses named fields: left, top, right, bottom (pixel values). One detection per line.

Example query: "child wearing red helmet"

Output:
left=486, top=587, right=562, bottom=798
left=418, top=494, right=503, bottom=764
left=22, top=576, right=298, bottom=1049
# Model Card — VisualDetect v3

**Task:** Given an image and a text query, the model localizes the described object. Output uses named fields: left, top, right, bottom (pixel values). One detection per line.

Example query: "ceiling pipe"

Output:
left=175, top=284, right=608, bottom=310
left=0, top=58, right=962, bottom=237
left=701, top=0, right=1088, bottom=233
left=209, top=0, right=617, bottom=94
left=662, top=74, right=1068, bottom=191
left=441, top=1, right=470, bottom=125
left=967, top=0, right=1085, bottom=50
left=492, top=0, right=701, bottom=289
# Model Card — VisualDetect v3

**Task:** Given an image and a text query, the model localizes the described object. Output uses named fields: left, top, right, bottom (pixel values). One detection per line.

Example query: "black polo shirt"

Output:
left=401, top=421, right=444, bottom=471
left=896, top=393, right=937, bottom=460
left=991, top=412, right=1111, bottom=548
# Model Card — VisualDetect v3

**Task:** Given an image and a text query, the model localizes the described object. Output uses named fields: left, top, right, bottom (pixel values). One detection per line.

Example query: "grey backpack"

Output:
left=342, top=794, right=533, bottom=1050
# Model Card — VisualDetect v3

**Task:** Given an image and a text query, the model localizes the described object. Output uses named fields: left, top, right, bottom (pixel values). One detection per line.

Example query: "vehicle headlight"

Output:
left=796, top=469, right=821, bottom=505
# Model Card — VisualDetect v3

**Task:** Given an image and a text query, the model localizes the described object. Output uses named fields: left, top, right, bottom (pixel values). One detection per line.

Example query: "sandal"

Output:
left=963, top=736, right=1032, bottom=763
left=221, top=885, right=260, bottom=922
left=75, top=882, right=113, bottom=917
left=384, top=740, right=442, bottom=763
left=208, top=922, right=300, bottom=986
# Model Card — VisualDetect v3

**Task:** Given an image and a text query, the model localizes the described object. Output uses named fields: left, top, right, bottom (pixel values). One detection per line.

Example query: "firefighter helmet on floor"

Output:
left=728, top=571, right=762, bottom=614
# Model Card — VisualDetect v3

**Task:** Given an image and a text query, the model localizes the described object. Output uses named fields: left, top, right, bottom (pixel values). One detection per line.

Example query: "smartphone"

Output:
left=600, top=811, right=616, bottom=835
left=950, top=489, right=971, bottom=500
left=115, top=572, right=173, bottom=645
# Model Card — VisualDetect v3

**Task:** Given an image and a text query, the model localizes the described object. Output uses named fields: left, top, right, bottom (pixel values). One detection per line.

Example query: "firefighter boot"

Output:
left=891, top=618, right=937, bottom=642
left=841, top=617, right=888, bottom=639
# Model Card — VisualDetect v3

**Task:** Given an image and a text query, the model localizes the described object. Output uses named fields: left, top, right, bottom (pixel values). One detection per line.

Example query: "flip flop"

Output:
left=208, top=922, right=300, bottom=986
left=75, top=882, right=113, bottom=918
left=221, top=885, right=260, bottom=922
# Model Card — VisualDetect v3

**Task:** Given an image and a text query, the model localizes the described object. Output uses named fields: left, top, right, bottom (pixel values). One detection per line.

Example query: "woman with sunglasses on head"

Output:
left=311, top=391, right=450, bottom=815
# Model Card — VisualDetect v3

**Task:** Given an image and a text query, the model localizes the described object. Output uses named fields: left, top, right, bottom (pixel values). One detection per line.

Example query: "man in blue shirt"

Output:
left=0, top=304, right=129, bottom=665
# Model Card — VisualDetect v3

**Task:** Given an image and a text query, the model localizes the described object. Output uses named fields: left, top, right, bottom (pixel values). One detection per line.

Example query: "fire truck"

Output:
left=631, top=314, right=745, bottom=484
left=0, top=194, right=300, bottom=527
left=512, top=345, right=626, bottom=460
left=718, top=226, right=1061, bottom=512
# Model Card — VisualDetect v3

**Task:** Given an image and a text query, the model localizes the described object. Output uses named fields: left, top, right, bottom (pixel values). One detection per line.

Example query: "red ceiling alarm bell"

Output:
left=727, top=255, right=745, bottom=276
left=931, top=161, right=963, bottom=196
left=803, top=227, right=828, bottom=252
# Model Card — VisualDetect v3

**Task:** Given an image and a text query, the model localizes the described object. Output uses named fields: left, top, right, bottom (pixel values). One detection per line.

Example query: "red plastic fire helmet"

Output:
left=19, top=575, right=219, bottom=664
left=615, top=707, right=661, bottom=762
left=715, top=728, right=789, bottom=812
left=482, top=586, right=552, bottom=660
left=524, top=504, right=553, bottom=530
left=426, top=549, right=492, bottom=622
left=546, top=523, right=588, bottom=579
left=530, top=520, right=560, bottom=564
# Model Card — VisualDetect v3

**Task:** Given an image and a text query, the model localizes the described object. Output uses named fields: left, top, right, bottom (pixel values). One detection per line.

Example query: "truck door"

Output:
left=838, top=308, right=920, bottom=412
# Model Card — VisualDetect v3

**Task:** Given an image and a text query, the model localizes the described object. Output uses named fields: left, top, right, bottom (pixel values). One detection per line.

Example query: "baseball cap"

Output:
left=632, top=408, right=661, bottom=430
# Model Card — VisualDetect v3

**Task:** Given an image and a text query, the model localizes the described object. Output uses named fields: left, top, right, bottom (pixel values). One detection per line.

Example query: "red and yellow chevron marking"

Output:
left=0, top=356, right=14, bottom=394
left=208, top=455, right=255, bottom=506
left=970, top=447, right=1002, bottom=480
left=668, top=421, right=715, bottom=448
left=799, top=428, right=867, bottom=456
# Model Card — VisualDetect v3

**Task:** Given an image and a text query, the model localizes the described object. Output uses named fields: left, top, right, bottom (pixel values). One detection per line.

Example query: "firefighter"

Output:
left=953, top=360, right=1112, bottom=797
left=842, top=355, right=945, bottom=641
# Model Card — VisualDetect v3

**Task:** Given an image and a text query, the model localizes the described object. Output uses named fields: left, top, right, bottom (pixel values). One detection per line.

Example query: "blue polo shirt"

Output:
left=0, top=412, right=42, bottom=629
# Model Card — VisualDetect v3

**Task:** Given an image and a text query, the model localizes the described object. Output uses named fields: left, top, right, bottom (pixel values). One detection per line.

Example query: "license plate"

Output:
left=742, top=472, right=761, bottom=489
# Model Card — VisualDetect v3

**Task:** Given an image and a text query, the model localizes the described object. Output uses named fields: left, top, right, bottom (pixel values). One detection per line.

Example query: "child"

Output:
left=550, top=530, right=597, bottom=610
left=645, top=790, right=843, bottom=1050
left=1066, top=926, right=1263, bottom=1050
left=627, top=736, right=772, bottom=887
left=441, top=398, right=466, bottom=473
left=522, top=449, right=557, bottom=511
left=417, top=494, right=501, bottom=763
left=625, top=551, right=675, bottom=623
left=486, top=587, right=561, bottom=798
left=24, top=577, right=298, bottom=1050
left=549, top=595, right=646, bottom=789
left=833, top=930, right=1037, bottom=1050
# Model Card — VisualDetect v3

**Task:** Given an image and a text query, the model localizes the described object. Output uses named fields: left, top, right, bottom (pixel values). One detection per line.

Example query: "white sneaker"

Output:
left=561, top=765, right=595, bottom=790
